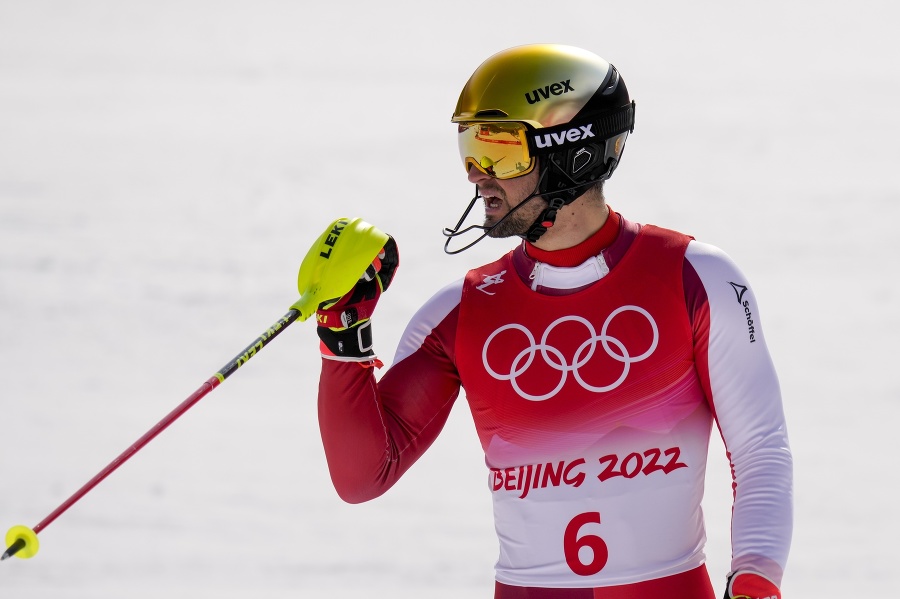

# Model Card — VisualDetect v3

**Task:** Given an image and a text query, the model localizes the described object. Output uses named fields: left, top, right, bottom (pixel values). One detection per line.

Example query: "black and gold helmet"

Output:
left=453, top=44, right=634, bottom=201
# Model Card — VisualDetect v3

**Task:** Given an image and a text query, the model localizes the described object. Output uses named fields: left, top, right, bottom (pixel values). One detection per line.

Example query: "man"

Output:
left=309, top=44, right=792, bottom=599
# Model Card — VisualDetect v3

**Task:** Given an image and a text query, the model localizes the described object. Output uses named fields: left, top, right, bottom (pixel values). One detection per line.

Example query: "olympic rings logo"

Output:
left=481, top=306, right=659, bottom=401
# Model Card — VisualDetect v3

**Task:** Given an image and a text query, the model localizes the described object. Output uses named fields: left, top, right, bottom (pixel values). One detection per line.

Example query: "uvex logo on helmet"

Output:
left=533, top=124, right=595, bottom=150
left=524, top=80, right=574, bottom=104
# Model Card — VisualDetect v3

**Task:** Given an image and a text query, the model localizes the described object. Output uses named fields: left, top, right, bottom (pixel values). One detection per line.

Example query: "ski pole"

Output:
left=2, top=306, right=302, bottom=561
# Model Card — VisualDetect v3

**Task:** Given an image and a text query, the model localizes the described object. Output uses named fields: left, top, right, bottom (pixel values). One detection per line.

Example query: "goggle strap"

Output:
left=526, top=102, right=635, bottom=156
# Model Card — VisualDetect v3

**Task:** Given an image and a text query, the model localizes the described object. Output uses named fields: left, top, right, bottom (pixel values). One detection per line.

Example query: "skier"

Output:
left=311, top=44, right=792, bottom=599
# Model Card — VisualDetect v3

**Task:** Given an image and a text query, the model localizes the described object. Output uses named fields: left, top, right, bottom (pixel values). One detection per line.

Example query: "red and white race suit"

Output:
left=317, top=212, right=792, bottom=596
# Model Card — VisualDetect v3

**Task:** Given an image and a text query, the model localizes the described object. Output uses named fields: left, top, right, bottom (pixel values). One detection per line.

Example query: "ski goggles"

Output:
left=457, top=122, right=536, bottom=180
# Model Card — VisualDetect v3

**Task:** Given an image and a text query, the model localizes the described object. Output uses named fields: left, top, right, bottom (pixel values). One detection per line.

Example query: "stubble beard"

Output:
left=484, top=194, right=544, bottom=239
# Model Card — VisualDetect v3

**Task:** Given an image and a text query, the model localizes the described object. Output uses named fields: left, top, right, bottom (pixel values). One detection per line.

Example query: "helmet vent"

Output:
left=473, top=109, right=509, bottom=118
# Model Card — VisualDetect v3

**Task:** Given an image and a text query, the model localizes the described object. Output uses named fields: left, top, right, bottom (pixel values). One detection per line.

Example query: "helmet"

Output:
left=449, top=44, right=635, bottom=245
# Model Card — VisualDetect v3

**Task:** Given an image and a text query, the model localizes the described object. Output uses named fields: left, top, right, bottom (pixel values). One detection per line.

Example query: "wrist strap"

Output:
left=317, top=319, right=376, bottom=360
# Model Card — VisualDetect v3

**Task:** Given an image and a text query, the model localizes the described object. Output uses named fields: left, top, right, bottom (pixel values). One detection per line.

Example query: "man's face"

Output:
left=466, top=164, right=543, bottom=238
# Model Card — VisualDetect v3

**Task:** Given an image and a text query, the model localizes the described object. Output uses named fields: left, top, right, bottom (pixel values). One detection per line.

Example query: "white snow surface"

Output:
left=1, top=1, right=897, bottom=597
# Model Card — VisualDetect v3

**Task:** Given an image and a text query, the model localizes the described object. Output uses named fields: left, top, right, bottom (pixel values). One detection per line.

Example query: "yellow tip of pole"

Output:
left=4, top=525, right=39, bottom=559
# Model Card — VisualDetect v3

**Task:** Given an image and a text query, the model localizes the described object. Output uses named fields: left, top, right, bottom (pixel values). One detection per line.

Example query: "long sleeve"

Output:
left=685, top=241, right=793, bottom=584
left=318, top=280, right=464, bottom=503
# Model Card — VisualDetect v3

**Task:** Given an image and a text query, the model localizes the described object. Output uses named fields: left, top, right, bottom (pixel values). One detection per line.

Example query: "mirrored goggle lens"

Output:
left=457, top=122, right=534, bottom=179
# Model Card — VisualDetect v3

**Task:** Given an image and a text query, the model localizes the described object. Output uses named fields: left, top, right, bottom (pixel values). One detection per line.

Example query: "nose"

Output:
left=466, top=163, right=492, bottom=185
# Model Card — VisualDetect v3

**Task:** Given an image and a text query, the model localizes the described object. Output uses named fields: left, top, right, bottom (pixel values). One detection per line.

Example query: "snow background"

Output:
left=1, top=1, right=897, bottom=597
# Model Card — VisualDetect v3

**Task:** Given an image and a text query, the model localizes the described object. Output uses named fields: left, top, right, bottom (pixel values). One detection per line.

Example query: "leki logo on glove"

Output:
left=482, top=306, right=659, bottom=401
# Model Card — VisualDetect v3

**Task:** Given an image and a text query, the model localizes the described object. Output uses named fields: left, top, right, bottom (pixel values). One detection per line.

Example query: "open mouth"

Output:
left=484, top=196, right=502, bottom=210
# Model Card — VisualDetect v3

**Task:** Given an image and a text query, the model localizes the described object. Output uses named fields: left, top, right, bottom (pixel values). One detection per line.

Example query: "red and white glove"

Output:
left=723, top=571, right=782, bottom=599
left=315, top=236, right=399, bottom=363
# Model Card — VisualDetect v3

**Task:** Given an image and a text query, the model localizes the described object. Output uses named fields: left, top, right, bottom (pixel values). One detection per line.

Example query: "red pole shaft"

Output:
left=26, top=307, right=300, bottom=537
left=32, top=376, right=221, bottom=534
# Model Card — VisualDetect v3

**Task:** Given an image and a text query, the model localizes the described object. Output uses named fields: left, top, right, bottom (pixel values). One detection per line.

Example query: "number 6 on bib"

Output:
left=564, top=512, right=609, bottom=576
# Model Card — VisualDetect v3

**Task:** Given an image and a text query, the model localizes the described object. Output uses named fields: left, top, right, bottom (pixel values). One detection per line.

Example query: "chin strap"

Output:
left=519, top=148, right=622, bottom=243
left=519, top=156, right=616, bottom=243
left=520, top=196, right=565, bottom=243
left=442, top=162, right=609, bottom=252
left=443, top=169, right=552, bottom=254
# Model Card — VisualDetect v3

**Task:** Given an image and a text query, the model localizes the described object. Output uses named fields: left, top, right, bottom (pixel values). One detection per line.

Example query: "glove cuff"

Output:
left=724, top=571, right=781, bottom=599
left=317, top=320, right=378, bottom=362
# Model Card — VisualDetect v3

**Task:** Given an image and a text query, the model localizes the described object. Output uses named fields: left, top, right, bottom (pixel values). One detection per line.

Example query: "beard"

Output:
left=483, top=193, right=546, bottom=239
left=486, top=208, right=534, bottom=238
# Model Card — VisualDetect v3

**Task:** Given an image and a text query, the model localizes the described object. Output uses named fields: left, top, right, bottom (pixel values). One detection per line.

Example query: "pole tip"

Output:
left=3, top=525, right=39, bottom=560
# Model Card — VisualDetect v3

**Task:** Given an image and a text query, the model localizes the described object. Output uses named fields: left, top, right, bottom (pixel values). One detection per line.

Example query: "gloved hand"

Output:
left=723, top=571, right=781, bottom=599
left=316, top=235, right=399, bottom=363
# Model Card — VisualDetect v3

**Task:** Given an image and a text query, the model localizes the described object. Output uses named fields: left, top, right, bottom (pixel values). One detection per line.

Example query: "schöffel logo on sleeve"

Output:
left=728, top=281, right=757, bottom=343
